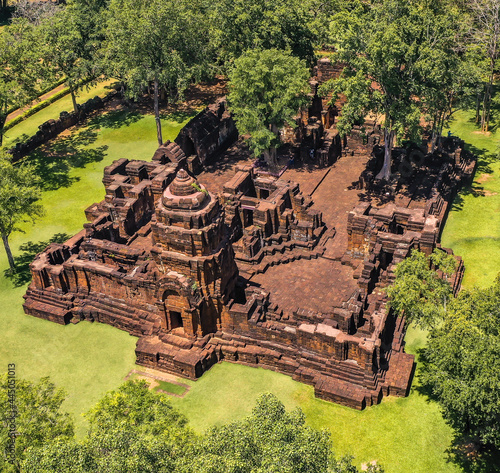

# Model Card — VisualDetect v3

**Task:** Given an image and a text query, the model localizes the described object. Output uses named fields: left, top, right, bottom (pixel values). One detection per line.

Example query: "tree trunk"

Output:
left=263, top=148, right=278, bottom=170
left=376, top=128, right=393, bottom=181
left=2, top=234, right=15, bottom=272
left=68, top=82, right=78, bottom=114
left=0, top=115, right=5, bottom=147
left=475, top=92, right=481, bottom=124
left=153, top=77, right=163, bottom=146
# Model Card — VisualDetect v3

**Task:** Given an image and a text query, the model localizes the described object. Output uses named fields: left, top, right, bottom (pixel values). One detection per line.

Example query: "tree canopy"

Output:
left=228, top=49, right=310, bottom=169
left=386, top=248, right=457, bottom=329
left=420, top=277, right=500, bottom=449
left=0, top=153, right=44, bottom=272
left=23, top=382, right=385, bottom=473
left=209, top=0, right=315, bottom=69
left=324, top=0, right=462, bottom=179
left=0, top=18, right=44, bottom=146
left=0, top=375, right=74, bottom=473
left=103, top=0, right=209, bottom=145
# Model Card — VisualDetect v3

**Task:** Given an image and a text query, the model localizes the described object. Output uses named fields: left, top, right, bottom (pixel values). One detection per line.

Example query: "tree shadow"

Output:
left=4, top=233, right=70, bottom=287
left=29, top=128, right=108, bottom=191
left=159, top=109, right=197, bottom=123
left=87, top=109, right=143, bottom=130
left=446, top=436, right=500, bottom=473
left=447, top=143, right=498, bottom=212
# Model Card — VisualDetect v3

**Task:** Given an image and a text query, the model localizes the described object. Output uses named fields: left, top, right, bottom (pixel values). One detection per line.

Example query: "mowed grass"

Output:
left=0, top=105, right=192, bottom=437
left=0, top=99, right=496, bottom=471
left=169, top=328, right=457, bottom=473
left=441, top=111, right=500, bottom=288
left=3, top=79, right=118, bottom=149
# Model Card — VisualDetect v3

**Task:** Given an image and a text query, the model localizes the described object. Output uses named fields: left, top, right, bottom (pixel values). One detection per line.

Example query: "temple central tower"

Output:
left=150, top=169, right=237, bottom=339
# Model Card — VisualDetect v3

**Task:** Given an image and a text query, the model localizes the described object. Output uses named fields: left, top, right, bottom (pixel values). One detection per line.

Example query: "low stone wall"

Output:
left=8, top=90, right=119, bottom=162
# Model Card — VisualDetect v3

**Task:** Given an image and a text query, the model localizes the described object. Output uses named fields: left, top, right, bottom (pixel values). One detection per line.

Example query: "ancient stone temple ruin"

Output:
left=23, top=60, right=476, bottom=409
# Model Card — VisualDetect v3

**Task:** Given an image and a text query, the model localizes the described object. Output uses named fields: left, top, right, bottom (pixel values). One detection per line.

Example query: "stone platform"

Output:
left=23, top=60, right=475, bottom=409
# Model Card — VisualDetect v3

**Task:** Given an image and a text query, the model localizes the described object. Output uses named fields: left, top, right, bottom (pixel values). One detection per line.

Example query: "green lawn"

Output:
left=3, top=79, right=118, bottom=149
left=169, top=329, right=457, bottom=473
left=0, top=99, right=497, bottom=471
left=0, top=106, right=192, bottom=437
left=441, top=111, right=500, bottom=288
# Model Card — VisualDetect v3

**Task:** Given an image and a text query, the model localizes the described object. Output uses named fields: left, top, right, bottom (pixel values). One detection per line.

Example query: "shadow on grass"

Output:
left=29, top=128, right=108, bottom=191
left=446, top=437, right=500, bottom=473
left=87, top=109, right=143, bottom=130
left=4, top=233, right=70, bottom=287
left=449, top=143, right=498, bottom=212
left=159, top=109, right=198, bottom=123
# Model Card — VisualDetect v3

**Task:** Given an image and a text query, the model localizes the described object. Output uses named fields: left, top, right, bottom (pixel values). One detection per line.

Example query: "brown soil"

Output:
left=477, top=173, right=491, bottom=184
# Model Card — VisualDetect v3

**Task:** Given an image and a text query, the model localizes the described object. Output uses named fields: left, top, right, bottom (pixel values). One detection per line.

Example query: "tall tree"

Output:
left=39, top=7, right=88, bottom=114
left=209, top=0, right=315, bottom=69
left=0, top=153, right=44, bottom=272
left=386, top=248, right=457, bottom=329
left=324, top=0, right=460, bottom=180
left=103, top=0, right=209, bottom=146
left=420, top=277, right=500, bottom=449
left=0, top=18, right=43, bottom=146
left=468, top=0, right=500, bottom=132
left=0, top=375, right=74, bottom=473
left=227, top=49, right=310, bottom=169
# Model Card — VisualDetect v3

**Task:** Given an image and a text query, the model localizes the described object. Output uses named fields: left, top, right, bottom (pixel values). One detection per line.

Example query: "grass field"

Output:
left=0, top=96, right=497, bottom=471
left=0, top=106, right=192, bottom=437
left=441, top=112, right=500, bottom=288
left=3, top=80, right=118, bottom=149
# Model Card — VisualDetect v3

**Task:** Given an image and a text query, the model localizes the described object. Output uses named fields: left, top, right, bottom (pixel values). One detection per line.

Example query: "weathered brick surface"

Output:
left=23, top=65, right=475, bottom=409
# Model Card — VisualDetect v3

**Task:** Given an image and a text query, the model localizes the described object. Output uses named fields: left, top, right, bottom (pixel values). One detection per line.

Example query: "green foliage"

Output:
left=420, top=277, right=500, bottom=449
left=323, top=0, right=462, bottom=179
left=0, top=153, right=44, bottom=270
left=227, top=49, right=310, bottom=168
left=24, top=380, right=195, bottom=473
left=386, top=248, right=457, bottom=329
left=0, top=375, right=74, bottom=472
left=0, top=18, right=45, bottom=145
left=4, top=77, right=67, bottom=117
left=179, top=393, right=383, bottom=473
left=104, top=0, right=208, bottom=101
left=4, top=79, right=91, bottom=132
left=209, top=0, right=315, bottom=68
left=38, top=6, right=92, bottom=113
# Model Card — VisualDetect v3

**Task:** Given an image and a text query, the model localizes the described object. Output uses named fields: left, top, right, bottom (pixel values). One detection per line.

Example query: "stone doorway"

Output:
left=169, top=310, right=183, bottom=330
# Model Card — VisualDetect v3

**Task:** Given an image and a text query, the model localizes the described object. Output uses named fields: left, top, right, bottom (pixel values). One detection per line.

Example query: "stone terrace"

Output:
left=250, top=258, right=357, bottom=314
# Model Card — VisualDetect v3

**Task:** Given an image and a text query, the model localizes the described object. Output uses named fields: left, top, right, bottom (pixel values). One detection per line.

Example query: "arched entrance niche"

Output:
left=155, top=277, right=200, bottom=338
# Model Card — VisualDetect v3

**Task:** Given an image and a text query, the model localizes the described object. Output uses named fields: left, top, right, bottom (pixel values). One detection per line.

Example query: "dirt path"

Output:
left=6, top=82, right=68, bottom=122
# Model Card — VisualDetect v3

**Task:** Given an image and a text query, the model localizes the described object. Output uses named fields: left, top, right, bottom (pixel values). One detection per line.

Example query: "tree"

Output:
left=209, top=0, right=315, bottom=69
left=24, top=385, right=385, bottom=473
left=324, top=0, right=460, bottom=180
left=468, top=0, right=500, bottom=132
left=227, top=49, right=310, bottom=169
left=0, top=375, right=74, bottom=473
left=0, top=153, right=44, bottom=272
left=39, top=7, right=88, bottom=114
left=386, top=248, right=457, bottom=329
left=23, top=380, right=195, bottom=473
left=12, top=0, right=59, bottom=25
left=0, top=18, right=44, bottom=146
left=420, top=277, right=500, bottom=449
left=180, top=393, right=382, bottom=473
left=103, top=0, right=209, bottom=146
